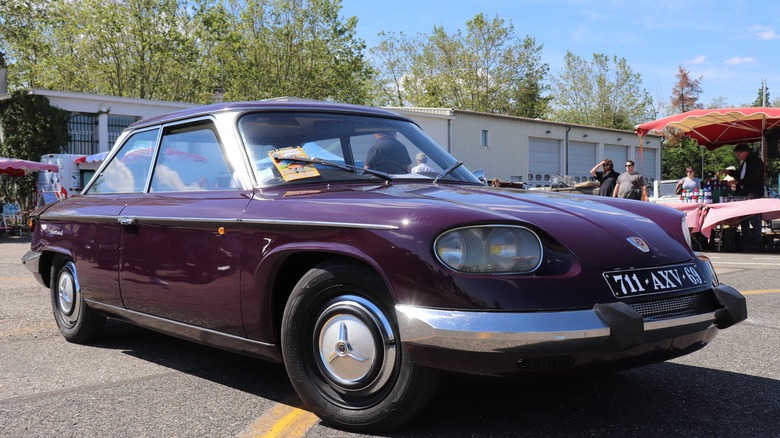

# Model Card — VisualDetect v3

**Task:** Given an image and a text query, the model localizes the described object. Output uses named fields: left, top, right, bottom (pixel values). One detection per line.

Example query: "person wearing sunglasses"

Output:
left=589, top=158, right=620, bottom=196
left=613, top=160, right=645, bottom=200
left=675, top=166, right=702, bottom=195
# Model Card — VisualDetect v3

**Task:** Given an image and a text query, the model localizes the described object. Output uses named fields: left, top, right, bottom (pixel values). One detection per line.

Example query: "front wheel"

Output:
left=51, top=259, right=105, bottom=343
left=281, top=260, right=439, bottom=432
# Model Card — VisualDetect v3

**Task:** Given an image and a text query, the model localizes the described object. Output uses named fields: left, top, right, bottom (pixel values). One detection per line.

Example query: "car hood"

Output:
left=263, top=183, right=692, bottom=271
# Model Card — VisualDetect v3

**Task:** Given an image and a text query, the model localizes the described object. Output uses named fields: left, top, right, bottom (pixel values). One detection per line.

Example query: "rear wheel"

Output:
left=51, top=259, right=105, bottom=343
left=281, top=260, right=439, bottom=432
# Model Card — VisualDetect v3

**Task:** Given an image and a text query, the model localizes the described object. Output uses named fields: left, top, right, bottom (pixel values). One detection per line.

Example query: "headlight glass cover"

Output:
left=434, top=226, right=543, bottom=274
left=681, top=216, right=692, bottom=249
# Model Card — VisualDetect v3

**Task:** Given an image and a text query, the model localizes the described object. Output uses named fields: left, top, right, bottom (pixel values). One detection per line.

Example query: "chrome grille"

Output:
left=628, top=292, right=719, bottom=322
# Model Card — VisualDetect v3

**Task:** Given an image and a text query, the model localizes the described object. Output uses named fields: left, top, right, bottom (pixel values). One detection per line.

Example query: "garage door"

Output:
left=568, top=141, right=596, bottom=183
left=528, top=137, right=561, bottom=187
left=635, top=147, right=658, bottom=181
left=604, top=145, right=628, bottom=171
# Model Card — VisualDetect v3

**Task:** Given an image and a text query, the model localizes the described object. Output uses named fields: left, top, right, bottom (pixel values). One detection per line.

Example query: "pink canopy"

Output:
left=0, top=157, right=58, bottom=178
left=668, top=198, right=780, bottom=239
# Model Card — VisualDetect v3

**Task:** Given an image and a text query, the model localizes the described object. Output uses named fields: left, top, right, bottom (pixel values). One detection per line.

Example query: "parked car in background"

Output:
left=23, top=101, right=747, bottom=432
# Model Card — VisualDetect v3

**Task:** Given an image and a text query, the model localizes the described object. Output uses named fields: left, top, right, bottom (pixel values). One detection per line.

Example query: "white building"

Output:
left=0, top=86, right=197, bottom=156
left=0, top=72, right=664, bottom=186
left=391, top=107, right=664, bottom=187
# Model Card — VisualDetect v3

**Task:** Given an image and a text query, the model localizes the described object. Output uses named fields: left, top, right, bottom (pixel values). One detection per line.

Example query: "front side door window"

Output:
left=88, top=128, right=160, bottom=194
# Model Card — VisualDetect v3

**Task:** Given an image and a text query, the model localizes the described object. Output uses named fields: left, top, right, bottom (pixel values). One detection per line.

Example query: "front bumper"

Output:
left=396, top=285, right=746, bottom=375
left=21, top=250, right=46, bottom=287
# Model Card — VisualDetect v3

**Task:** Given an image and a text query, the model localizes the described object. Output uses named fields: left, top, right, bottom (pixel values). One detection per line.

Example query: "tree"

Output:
left=198, top=0, right=372, bottom=104
left=660, top=137, right=736, bottom=181
left=1, top=0, right=374, bottom=104
left=549, top=52, right=652, bottom=130
left=370, top=13, right=550, bottom=118
left=0, top=91, right=70, bottom=209
left=707, top=96, right=730, bottom=109
left=752, top=82, right=770, bottom=107
left=368, top=31, right=420, bottom=107
left=670, top=65, right=703, bottom=113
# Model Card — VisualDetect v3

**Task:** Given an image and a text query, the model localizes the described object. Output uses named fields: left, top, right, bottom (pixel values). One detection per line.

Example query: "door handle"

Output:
left=118, top=217, right=137, bottom=226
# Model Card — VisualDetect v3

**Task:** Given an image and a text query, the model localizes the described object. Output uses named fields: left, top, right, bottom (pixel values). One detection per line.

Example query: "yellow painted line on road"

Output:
left=0, top=324, right=54, bottom=338
left=237, top=397, right=319, bottom=438
left=740, top=289, right=780, bottom=295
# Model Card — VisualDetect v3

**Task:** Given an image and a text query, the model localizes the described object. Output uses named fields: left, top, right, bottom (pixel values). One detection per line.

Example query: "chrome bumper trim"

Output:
left=395, top=303, right=718, bottom=353
left=21, top=250, right=42, bottom=275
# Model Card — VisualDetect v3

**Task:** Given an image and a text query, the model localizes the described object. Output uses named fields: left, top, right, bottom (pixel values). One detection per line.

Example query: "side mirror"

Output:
left=472, top=169, right=487, bottom=185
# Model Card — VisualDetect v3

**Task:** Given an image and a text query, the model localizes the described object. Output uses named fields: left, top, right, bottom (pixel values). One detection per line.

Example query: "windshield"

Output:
left=237, top=112, right=481, bottom=186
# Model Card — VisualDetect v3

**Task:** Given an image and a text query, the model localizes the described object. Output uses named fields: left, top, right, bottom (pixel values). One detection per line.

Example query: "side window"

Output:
left=88, top=128, right=160, bottom=194
left=150, top=122, right=235, bottom=192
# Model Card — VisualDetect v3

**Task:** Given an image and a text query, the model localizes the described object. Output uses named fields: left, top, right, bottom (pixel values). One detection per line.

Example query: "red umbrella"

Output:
left=635, top=107, right=780, bottom=165
left=0, top=157, right=59, bottom=177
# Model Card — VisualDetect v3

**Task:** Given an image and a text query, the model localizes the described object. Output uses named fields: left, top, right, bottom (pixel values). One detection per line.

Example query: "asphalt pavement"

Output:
left=1, top=234, right=779, bottom=437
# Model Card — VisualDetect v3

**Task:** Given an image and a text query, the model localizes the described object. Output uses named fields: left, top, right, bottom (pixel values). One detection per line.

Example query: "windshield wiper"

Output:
left=271, top=155, right=393, bottom=182
left=433, top=161, right=464, bottom=184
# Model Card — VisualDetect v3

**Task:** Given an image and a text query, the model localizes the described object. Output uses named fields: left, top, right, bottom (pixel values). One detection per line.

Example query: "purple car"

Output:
left=23, top=101, right=746, bottom=432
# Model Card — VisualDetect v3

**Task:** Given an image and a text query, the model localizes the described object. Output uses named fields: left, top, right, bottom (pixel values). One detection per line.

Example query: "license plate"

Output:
left=603, top=264, right=706, bottom=298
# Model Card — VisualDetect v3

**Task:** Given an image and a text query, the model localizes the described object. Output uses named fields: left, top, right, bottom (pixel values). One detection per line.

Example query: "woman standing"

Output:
left=676, top=166, right=702, bottom=192
left=613, top=160, right=645, bottom=200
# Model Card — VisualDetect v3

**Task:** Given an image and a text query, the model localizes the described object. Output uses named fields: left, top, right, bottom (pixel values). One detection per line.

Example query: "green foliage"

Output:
left=660, top=138, right=738, bottom=181
left=753, top=83, right=770, bottom=107
left=0, top=91, right=70, bottom=209
left=210, top=0, right=373, bottom=104
left=369, top=13, right=550, bottom=118
left=0, top=91, right=70, bottom=160
left=0, top=0, right=373, bottom=104
left=549, top=52, right=652, bottom=130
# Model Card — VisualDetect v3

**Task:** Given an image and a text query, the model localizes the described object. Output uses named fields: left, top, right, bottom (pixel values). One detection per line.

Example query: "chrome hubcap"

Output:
left=58, top=272, right=75, bottom=315
left=315, top=295, right=396, bottom=394
left=56, top=263, right=81, bottom=325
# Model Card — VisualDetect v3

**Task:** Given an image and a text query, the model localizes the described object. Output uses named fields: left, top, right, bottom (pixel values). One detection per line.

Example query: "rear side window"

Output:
left=150, top=123, right=235, bottom=192
left=88, top=128, right=160, bottom=194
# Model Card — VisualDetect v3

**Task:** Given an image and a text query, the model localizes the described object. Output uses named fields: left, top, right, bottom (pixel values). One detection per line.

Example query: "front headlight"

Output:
left=434, top=225, right=543, bottom=274
left=681, top=216, right=692, bottom=249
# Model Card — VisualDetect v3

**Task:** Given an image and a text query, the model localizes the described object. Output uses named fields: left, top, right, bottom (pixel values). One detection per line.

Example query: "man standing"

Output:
left=613, top=160, right=644, bottom=200
left=589, top=159, right=619, bottom=196
left=726, top=143, right=765, bottom=251
left=365, top=131, right=412, bottom=174
left=411, top=153, right=435, bottom=173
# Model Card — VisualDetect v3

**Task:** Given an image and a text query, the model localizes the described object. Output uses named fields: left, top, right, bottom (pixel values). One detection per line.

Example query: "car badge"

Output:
left=627, top=236, right=650, bottom=253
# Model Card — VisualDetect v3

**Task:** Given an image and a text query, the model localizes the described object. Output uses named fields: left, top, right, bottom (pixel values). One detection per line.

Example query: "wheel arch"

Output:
left=265, top=250, right=395, bottom=346
left=40, top=249, right=74, bottom=289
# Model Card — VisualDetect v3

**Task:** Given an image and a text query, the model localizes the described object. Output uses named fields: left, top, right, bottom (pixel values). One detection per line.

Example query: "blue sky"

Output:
left=339, top=0, right=780, bottom=111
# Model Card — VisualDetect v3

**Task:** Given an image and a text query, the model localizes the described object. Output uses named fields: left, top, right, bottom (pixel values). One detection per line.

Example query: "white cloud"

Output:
left=687, top=55, right=707, bottom=65
left=724, top=56, right=757, bottom=66
left=751, top=25, right=780, bottom=40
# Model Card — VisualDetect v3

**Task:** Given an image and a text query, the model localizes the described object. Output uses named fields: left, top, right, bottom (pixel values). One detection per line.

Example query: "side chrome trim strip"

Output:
left=41, top=213, right=398, bottom=230
left=240, top=218, right=399, bottom=230
left=85, top=300, right=282, bottom=363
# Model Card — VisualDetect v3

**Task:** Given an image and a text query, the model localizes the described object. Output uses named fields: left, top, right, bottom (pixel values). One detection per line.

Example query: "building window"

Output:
left=66, top=114, right=96, bottom=155
left=108, top=115, right=138, bottom=146
left=481, top=129, right=490, bottom=148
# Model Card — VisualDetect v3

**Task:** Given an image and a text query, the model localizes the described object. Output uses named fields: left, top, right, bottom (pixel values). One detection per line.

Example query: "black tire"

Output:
left=51, top=259, right=106, bottom=343
left=281, top=260, right=439, bottom=432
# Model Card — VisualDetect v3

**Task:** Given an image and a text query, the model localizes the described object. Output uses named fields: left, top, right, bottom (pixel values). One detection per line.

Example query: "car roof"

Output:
left=127, top=100, right=413, bottom=130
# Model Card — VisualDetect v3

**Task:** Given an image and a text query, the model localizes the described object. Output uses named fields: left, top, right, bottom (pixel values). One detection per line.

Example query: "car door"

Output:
left=118, top=119, right=251, bottom=336
left=70, top=128, right=161, bottom=307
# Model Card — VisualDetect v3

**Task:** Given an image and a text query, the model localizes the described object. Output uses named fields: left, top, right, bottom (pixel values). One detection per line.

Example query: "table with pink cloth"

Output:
left=666, top=198, right=780, bottom=239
